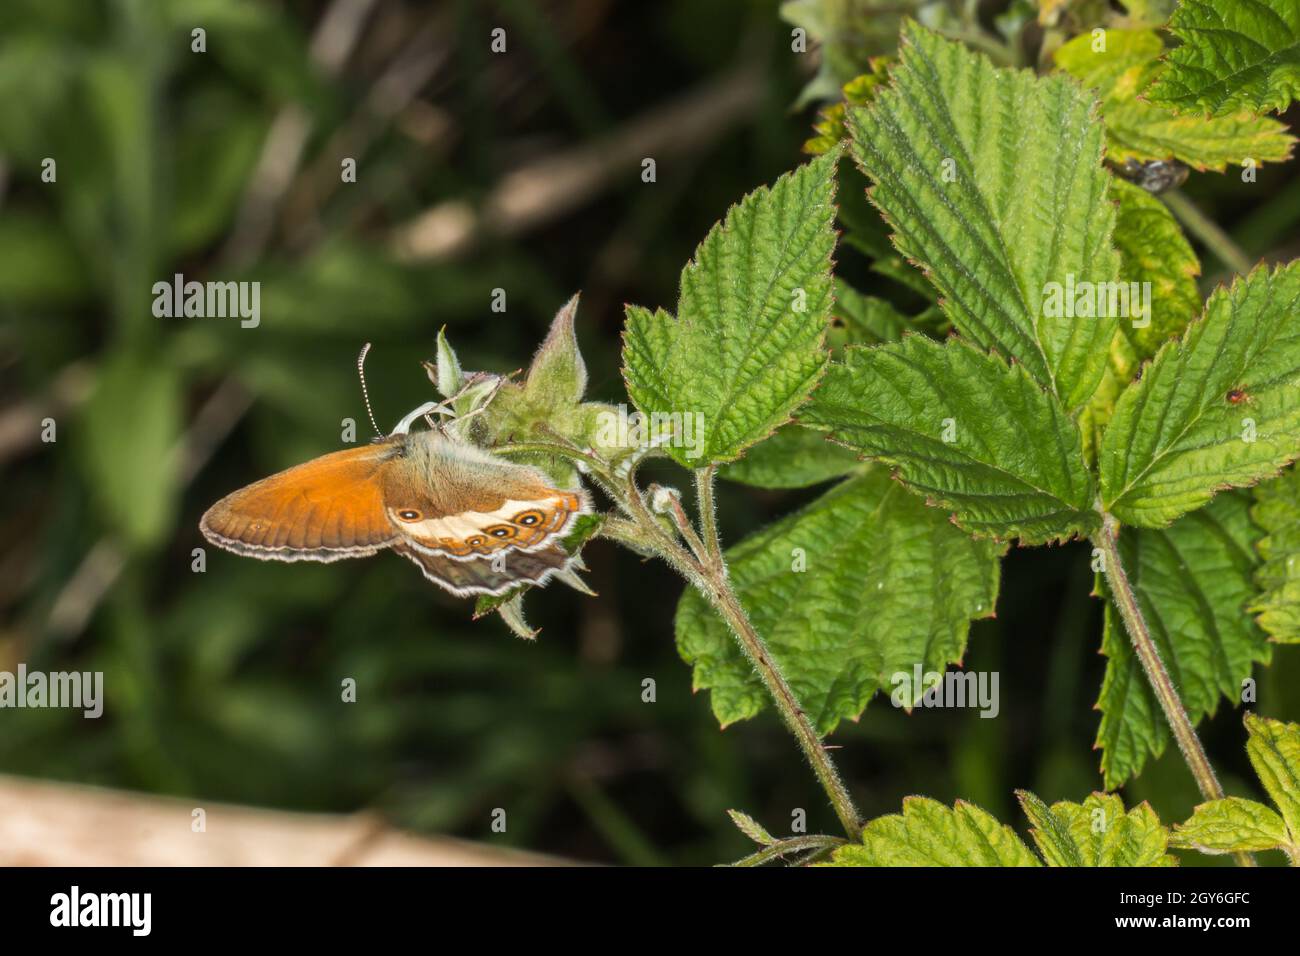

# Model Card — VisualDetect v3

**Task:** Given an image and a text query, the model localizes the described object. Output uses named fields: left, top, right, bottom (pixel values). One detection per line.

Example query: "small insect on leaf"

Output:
left=1227, top=389, right=1248, bottom=404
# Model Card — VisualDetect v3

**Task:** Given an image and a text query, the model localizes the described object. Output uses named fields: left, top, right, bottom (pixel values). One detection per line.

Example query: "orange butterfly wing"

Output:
left=200, top=442, right=400, bottom=561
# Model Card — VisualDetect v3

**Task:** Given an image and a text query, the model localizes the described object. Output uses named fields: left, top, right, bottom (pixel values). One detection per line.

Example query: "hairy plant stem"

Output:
left=1162, top=190, right=1254, bottom=276
left=695, top=465, right=723, bottom=571
left=1094, top=514, right=1256, bottom=867
left=495, top=435, right=864, bottom=843
left=698, top=563, right=865, bottom=841
left=730, top=834, right=846, bottom=867
left=680, top=468, right=863, bottom=841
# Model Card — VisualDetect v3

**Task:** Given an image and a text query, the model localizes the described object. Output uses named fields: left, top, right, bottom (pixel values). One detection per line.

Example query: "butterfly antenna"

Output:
left=356, top=343, right=384, bottom=440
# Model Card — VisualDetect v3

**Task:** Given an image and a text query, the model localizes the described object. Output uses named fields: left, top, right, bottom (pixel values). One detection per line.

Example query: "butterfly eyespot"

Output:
left=467, top=536, right=486, bottom=547
left=487, top=525, right=515, bottom=539
left=396, top=509, right=422, bottom=522
left=513, top=510, right=545, bottom=527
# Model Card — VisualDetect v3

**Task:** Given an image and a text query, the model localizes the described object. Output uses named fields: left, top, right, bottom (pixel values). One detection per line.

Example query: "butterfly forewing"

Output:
left=201, top=442, right=402, bottom=560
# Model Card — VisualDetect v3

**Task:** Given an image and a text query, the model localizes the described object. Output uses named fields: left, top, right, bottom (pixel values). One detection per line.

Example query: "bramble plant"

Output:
left=428, top=5, right=1300, bottom=866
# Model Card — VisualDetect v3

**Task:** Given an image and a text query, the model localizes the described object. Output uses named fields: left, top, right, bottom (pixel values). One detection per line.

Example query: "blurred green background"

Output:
left=2, top=0, right=1299, bottom=865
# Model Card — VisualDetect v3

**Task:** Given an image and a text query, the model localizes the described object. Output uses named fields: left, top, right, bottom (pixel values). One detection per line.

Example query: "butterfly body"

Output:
left=201, top=429, right=589, bottom=597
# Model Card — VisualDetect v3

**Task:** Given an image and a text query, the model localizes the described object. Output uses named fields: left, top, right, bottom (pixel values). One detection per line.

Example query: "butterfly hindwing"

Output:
left=381, top=434, right=589, bottom=559
left=395, top=542, right=574, bottom=597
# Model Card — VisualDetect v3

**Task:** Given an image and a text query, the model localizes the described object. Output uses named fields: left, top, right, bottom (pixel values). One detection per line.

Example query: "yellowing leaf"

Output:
left=1250, top=466, right=1300, bottom=642
left=1055, top=29, right=1294, bottom=171
left=1109, top=178, right=1200, bottom=359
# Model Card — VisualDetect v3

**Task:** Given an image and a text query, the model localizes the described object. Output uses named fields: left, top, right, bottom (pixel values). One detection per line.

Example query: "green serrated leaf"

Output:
left=676, top=469, right=1002, bottom=733
left=1017, top=790, right=1086, bottom=867
left=622, top=151, right=839, bottom=467
left=826, top=797, right=1040, bottom=867
left=1146, top=0, right=1300, bottom=117
left=829, top=279, right=925, bottom=348
left=1100, top=262, right=1300, bottom=528
left=847, top=22, right=1121, bottom=410
left=1171, top=796, right=1288, bottom=854
left=1095, top=492, right=1268, bottom=788
left=720, top=277, right=927, bottom=490
left=1250, top=466, right=1300, bottom=642
left=719, top=424, right=860, bottom=490
left=1034, top=793, right=1177, bottom=866
left=833, top=790, right=1173, bottom=867
left=804, top=336, right=1098, bottom=544
left=1245, top=712, right=1300, bottom=844
left=1055, top=29, right=1295, bottom=171
left=1172, top=715, right=1300, bottom=862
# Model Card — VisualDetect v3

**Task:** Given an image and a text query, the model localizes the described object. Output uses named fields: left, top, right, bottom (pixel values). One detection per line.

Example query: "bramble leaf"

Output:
left=1171, top=714, right=1300, bottom=864
left=719, top=424, right=859, bottom=489
left=1018, top=791, right=1176, bottom=866
left=828, top=791, right=1175, bottom=867
left=1250, top=466, right=1300, bottom=642
left=804, top=336, right=1098, bottom=544
left=1095, top=492, right=1268, bottom=788
left=1055, top=29, right=1295, bottom=171
left=1099, top=262, right=1300, bottom=528
left=1108, top=178, right=1201, bottom=360
left=621, top=151, right=839, bottom=467
left=720, top=278, right=929, bottom=490
left=1079, top=179, right=1201, bottom=459
left=829, top=279, right=924, bottom=347
left=675, top=469, right=1002, bottom=733
left=1146, top=0, right=1300, bottom=117
left=1245, top=712, right=1300, bottom=843
left=847, top=22, right=1120, bottom=410
left=825, top=797, right=1040, bottom=867
left=1171, top=797, right=1288, bottom=854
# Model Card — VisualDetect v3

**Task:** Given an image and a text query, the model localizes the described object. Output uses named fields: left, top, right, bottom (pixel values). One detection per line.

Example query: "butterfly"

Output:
left=200, top=347, right=591, bottom=597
